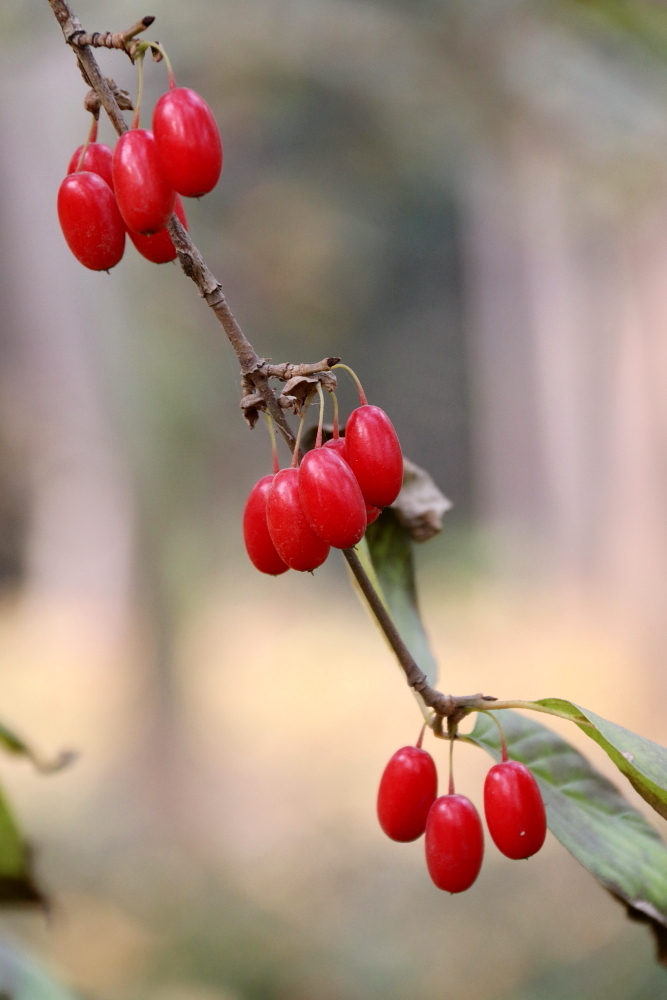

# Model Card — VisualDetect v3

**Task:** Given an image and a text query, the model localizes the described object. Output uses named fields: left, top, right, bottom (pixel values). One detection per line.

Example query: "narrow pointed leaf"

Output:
left=536, top=699, right=667, bottom=821
left=469, top=710, right=667, bottom=964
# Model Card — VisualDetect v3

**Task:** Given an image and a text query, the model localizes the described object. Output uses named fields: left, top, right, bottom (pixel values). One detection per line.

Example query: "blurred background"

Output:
left=0, top=0, right=666, bottom=996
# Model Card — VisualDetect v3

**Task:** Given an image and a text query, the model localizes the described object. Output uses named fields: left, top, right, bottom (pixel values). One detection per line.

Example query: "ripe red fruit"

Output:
left=129, top=194, right=187, bottom=264
left=153, top=87, right=223, bottom=197
left=112, top=129, right=175, bottom=235
left=266, top=468, right=330, bottom=572
left=299, top=448, right=366, bottom=549
left=57, top=172, right=125, bottom=271
left=243, top=475, right=289, bottom=576
left=484, top=760, right=547, bottom=860
left=344, top=405, right=403, bottom=509
left=67, top=142, right=115, bottom=191
left=425, top=794, right=484, bottom=893
left=377, top=746, right=437, bottom=842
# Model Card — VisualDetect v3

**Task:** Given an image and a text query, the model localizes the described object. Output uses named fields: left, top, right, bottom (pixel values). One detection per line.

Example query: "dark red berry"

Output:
left=153, top=87, right=223, bottom=197
left=266, top=468, right=330, bottom=572
left=243, top=475, right=289, bottom=577
left=484, top=760, right=546, bottom=860
left=344, top=405, right=403, bottom=508
left=299, top=448, right=366, bottom=549
left=377, top=746, right=437, bottom=842
left=112, top=129, right=175, bottom=235
left=366, top=505, right=381, bottom=524
left=129, top=194, right=187, bottom=264
left=425, top=794, right=484, bottom=893
left=57, top=172, right=125, bottom=271
left=67, top=142, right=115, bottom=191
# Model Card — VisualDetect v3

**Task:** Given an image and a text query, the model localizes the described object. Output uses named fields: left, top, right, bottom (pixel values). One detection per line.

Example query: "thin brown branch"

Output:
left=69, top=16, right=155, bottom=55
left=47, top=0, right=297, bottom=449
left=342, top=548, right=497, bottom=719
left=45, top=1, right=490, bottom=719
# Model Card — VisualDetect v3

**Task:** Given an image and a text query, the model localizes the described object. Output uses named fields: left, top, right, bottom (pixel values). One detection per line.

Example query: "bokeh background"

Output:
left=0, top=0, right=667, bottom=996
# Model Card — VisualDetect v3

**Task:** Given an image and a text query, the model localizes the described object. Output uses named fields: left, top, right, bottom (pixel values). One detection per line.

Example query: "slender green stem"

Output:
left=329, top=388, right=340, bottom=438
left=315, top=384, right=325, bottom=449
left=132, top=48, right=145, bottom=128
left=481, top=710, right=508, bottom=761
left=332, top=364, right=367, bottom=405
left=290, top=404, right=310, bottom=468
left=263, top=412, right=279, bottom=474
left=447, top=720, right=456, bottom=795
left=143, top=40, right=176, bottom=88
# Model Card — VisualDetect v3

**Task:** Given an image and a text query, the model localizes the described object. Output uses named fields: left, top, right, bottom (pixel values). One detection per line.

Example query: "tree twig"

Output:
left=45, top=0, right=502, bottom=719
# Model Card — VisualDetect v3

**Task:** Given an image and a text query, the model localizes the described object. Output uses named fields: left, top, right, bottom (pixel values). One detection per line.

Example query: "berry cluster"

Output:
left=377, top=733, right=546, bottom=893
left=58, top=52, right=222, bottom=271
left=243, top=377, right=403, bottom=574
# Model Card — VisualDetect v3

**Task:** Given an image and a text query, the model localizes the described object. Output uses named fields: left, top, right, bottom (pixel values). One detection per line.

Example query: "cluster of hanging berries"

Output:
left=377, top=724, right=547, bottom=893
left=243, top=368, right=403, bottom=574
left=57, top=43, right=222, bottom=270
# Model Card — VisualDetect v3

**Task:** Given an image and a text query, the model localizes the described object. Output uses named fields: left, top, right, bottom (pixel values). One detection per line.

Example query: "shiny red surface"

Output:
left=377, top=746, right=437, bottom=842
left=243, top=475, right=289, bottom=576
left=425, top=794, right=484, bottom=893
left=112, top=129, right=175, bottom=235
left=299, top=448, right=366, bottom=549
left=484, top=760, right=547, bottom=860
left=57, top=172, right=125, bottom=271
left=266, top=468, right=330, bottom=572
left=344, top=405, right=403, bottom=508
left=129, top=194, right=188, bottom=264
left=153, top=87, right=223, bottom=197
left=67, top=143, right=115, bottom=191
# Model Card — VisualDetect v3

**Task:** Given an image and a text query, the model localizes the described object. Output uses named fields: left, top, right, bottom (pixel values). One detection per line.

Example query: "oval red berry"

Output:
left=377, top=746, right=437, bottom=842
left=425, top=794, right=484, bottom=893
left=67, top=142, right=115, bottom=191
left=344, top=405, right=403, bottom=508
left=112, top=129, right=175, bottom=235
left=129, top=194, right=187, bottom=264
left=484, top=760, right=546, bottom=860
left=57, top=172, right=125, bottom=271
left=266, top=468, right=330, bottom=572
left=299, top=448, right=366, bottom=549
left=153, top=87, right=223, bottom=197
left=243, top=475, right=289, bottom=577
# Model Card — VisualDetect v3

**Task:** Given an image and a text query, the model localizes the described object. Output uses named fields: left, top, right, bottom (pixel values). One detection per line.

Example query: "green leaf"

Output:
left=0, top=784, right=43, bottom=907
left=468, top=710, right=667, bottom=963
left=535, top=699, right=667, bottom=822
left=361, top=509, right=439, bottom=686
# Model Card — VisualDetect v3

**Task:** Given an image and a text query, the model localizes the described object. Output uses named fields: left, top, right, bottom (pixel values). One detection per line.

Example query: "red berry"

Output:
left=67, top=142, right=115, bottom=191
left=344, top=405, right=403, bottom=508
left=299, top=448, right=366, bottom=549
left=484, top=760, right=546, bottom=860
left=129, top=194, right=187, bottom=264
left=153, top=88, right=223, bottom=197
left=266, top=468, right=330, bottom=572
left=57, top=172, right=125, bottom=271
left=112, top=129, right=175, bottom=235
left=377, top=746, right=437, bottom=842
left=425, top=795, right=484, bottom=893
left=366, top=505, right=381, bottom=524
left=243, top=475, right=289, bottom=576
left=324, top=437, right=347, bottom=457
